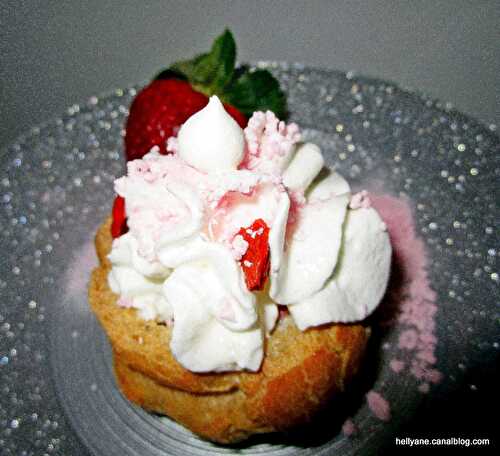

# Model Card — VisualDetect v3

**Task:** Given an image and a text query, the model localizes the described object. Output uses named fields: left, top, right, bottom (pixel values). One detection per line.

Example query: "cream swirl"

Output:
left=107, top=232, right=172, bottom=322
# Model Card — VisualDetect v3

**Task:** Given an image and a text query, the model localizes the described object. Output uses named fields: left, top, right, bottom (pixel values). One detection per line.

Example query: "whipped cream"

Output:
left=164, top=261, right=261, bottom=372
left=288, top=206, right=391, bottom=329
left=270, top=173, right=350, bottom=304
left=107, top=96, right=391, bottom=372
left=177, top=96, right=244, bottom=172
left=282, top=143, right=324, bottom=192
left=107, top=233, right=172, bottom=321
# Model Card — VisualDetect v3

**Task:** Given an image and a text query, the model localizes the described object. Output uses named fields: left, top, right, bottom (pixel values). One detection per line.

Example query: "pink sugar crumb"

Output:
left=117, top=296, right=134, bottom=308
left=366, top=391, right=391, bottom=421
left=418, top=383, right=430, bottom=394
left=398, top=329, right=418, bottom=350
left=390, top=358, right=406, bottom=373
left=410, top=360, right=425, bottom=380
left=65, top=235, right=98, bottom=299
left=349, top=190, right=372, bottom=209
left=230, top=234, right=249, bottom=260
left=241, top=111, right=300, bottom=172
left=426, top=368, right=444, bottom=384
left=166, top=136, right=178, bottom=153
left=416, top=350, right=436, bottom=365
left=342, top=418, right=357, bottom=436
left=370, top=193, right=443, bottom=386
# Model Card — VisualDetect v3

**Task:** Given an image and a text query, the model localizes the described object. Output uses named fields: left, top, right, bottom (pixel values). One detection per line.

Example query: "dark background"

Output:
left=1, top=0, right=498, bottom=452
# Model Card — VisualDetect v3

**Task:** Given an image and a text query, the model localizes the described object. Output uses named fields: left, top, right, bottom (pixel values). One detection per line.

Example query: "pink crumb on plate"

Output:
left=342, top=418, right=357, bottom=436
left=65, top=235, right=99, bottom=299
left=398, top=329, right=418, bottom=350
left=366, top=390, right=391, bottom=421
left=389, top=358, right=405, bottom=373
left=370, top=194, right=443, bottom=389
left=418, top=383, right=430, bottom=394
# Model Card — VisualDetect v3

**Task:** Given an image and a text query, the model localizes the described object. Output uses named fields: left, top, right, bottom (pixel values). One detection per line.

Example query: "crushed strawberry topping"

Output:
left=237, top=219, right=270, bottom=291
left=111, top=195, right=128, bottom=238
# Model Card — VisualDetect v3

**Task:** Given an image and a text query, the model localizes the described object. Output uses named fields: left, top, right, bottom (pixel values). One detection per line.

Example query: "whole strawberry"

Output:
left=125, top=80, right=208, bottom=160
left=124, top=29, right=286, bottom=161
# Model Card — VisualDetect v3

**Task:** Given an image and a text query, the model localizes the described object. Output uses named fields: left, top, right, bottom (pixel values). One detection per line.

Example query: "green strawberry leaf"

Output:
left=166, top=53, right=206, bottom=82
left=156, top=50, right=214, bottom=81
left=223, top=69, right=287, bottom=119
left=193, top=30, right=236, bottom=93
left=156, top=29, right=288, bottom=118
left=168, top=29, right=236, bottom=96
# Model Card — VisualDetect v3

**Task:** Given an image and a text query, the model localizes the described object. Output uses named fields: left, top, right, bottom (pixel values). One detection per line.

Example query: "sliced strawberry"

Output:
left=111, top=195, right=128, bottom=238
left=237, top=219, right=270, bottom=291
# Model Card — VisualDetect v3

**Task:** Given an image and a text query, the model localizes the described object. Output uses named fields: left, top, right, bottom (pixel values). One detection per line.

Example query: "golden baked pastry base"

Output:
left=89, top=218, right=369, bottom=444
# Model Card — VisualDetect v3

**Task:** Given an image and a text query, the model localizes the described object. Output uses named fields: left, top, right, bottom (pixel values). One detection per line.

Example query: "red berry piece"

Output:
left=223, top=103, right=248, bottom=128
left=125, top=79, right=208, bottom=161
left=237, top=219, right=270, bottom=291
left=111, top=195, right=128, bottom=238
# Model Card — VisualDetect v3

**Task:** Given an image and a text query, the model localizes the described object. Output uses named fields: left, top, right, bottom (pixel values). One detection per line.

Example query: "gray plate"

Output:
left=0, top=63, right=498, bottom=455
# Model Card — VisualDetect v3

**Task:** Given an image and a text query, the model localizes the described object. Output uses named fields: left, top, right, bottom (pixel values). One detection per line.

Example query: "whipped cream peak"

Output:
left=177, top=95, right=245, bottom=172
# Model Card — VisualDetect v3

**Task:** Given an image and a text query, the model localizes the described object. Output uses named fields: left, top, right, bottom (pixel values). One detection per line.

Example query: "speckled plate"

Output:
left=0, top=64, right=498, bottom=455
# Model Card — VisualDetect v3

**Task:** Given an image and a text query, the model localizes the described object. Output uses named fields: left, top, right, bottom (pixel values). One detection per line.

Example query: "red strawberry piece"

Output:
left=124, top=79, right=208, bottom=161
left=237, top=219, right=270, bottom=291
left=111, top=195, right=128, bottom=238
left=223, top=102, right=248, bottom=129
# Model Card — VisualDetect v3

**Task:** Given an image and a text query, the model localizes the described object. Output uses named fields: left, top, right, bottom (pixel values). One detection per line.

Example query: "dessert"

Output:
left=89, top=31, right=392, bottom=444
